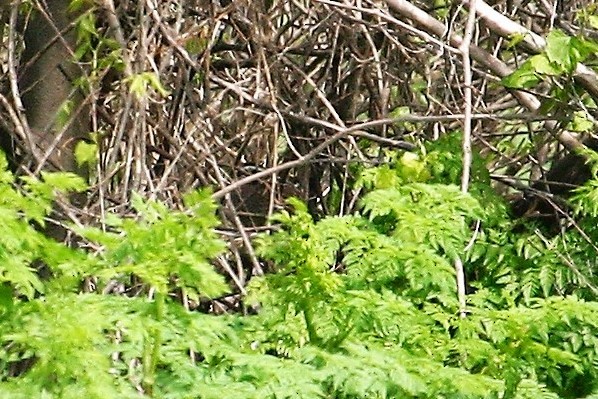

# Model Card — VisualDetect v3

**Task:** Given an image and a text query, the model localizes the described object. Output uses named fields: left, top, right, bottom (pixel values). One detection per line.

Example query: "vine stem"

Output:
left=143, top=291, right=165, bottom=396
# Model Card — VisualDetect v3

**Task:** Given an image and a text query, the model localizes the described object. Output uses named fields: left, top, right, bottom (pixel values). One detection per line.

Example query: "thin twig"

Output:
left=456, top=0, right=478, bottom=318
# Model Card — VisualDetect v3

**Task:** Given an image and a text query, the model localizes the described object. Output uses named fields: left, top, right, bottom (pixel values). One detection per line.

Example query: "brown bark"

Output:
left=19, top=0, right=88, bottom=173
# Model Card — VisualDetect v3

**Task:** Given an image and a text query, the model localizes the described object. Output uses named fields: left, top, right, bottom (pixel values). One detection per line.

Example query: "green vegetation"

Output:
left=2, top=142, right=598, bottom=398
left=4, top=1, right=598, bottom=398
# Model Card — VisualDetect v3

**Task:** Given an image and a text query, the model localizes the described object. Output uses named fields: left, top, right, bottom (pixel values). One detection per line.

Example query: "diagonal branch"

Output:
left=384, top=0, right=584, bottom=151
left=463, top=0, right=598, bottom=100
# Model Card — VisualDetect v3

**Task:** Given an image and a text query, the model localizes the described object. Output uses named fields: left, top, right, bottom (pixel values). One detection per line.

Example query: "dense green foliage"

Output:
left=6, top=0, right=598, bottom=397
left=1, top=142, right=598, bottom=398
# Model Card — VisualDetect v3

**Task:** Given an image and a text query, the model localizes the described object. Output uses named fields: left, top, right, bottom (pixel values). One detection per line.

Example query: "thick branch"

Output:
left=384, top=0, right=583, bottom=151
left=464, top=0, right=598, bottom=100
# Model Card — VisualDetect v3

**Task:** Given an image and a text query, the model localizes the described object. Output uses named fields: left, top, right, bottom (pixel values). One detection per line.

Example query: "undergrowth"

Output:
left=1, top=143, right=598, bottom=398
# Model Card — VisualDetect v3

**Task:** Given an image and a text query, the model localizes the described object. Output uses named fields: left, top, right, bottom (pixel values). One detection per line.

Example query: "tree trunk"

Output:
left=10, top=0, right=88, bottom=173
left=1, top=1, right=90, bottom=241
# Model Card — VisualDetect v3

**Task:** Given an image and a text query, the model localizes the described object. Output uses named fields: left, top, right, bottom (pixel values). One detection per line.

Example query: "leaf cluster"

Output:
left=2, top=141, right=598, bottom=398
